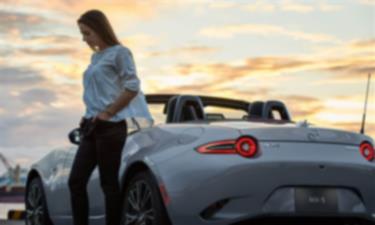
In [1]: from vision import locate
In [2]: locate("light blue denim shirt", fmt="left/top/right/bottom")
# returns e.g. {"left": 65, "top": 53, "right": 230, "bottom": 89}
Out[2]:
{"left": 83, "top": 44, "right": 153, "bottom": 127}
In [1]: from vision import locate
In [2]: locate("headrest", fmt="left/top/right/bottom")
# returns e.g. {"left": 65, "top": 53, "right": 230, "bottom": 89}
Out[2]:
{"left": 166, "top": 95, "right": 206, "bottom": 123}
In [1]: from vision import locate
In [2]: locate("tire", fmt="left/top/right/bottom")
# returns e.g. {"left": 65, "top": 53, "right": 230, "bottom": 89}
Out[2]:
{"left": 121, "top": 172, "right": 171, "bottom": 225}
{"left": 25, "top": 177, "right": 53, "bottom": 225}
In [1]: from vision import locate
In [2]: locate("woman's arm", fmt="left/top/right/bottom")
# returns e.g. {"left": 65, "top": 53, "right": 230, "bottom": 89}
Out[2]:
{"left": 95, "top": 89, "right": 138, "bottom": 121}
{"left": 95, "top": 47, "right": 140, "bottom": 121}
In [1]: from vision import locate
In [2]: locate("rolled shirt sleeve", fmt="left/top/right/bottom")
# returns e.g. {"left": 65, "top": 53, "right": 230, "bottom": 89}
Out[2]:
{"left": 115, "top": 48, "right": 140, "bottom": 92}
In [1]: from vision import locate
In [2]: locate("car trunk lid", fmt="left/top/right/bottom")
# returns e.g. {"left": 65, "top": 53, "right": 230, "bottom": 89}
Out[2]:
{"left": 209, "top": 121, "right": 364, "bottom": 145}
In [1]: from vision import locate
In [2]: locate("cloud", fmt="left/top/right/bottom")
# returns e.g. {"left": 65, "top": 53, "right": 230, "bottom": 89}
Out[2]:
{"left": 172, "top": 56, "right": 311, "bottom": 79}
{"left": 304, "top": 95, "right": 375, "bottom": 137}
{"left": 240, "top": 0, "right": 342, "bottom": 13}
{"left": 209, "top": 1, "right": 237, "bottom": 9}
{"left": 0, "top": 1, "right": 171, "bottom": 62}
{"left": 0, "top": 67, "right": 46, "bottom": 85}
{"left": 0, "top": 10, "right": 47, "bottom": 33}
{"left": 0, "top": 84, "right": 84, "bottom": 149}
{"left": 324, "top": 58, "right": 375, "bottom": 75}
{"left": 281, "top": 95, "right": 324, "bottom": 118}
{"left": 147, "top": 45, "right": 218, "bottom": 57}
{"left": 143, "top": 38, "right": 373, "bottom": 100}
{"left": 24, "top": 34, "right": 80, "bottom": 45}
{"left": 245, "top": 1, "right": 276, "bottom": 12}
{"left": 2, "top": 1, "right": 153, "bottom": 17}
{"left": 350, "top": 39, "right": 375, "bottom": 49}
{"left": 173, "top": 38, "right": 374, "bottom": 82}
{"left": 313, "top": 39, "right": 374, "bottom": 76}
{"left": 278, "top": 94, "right": 375, "bottom": 138}
{"left": 199, "top": 23, "right": 339, "bottom": 43}
{"left": 121, "top": 34, "right": 162, "bottom": 60}
{"left": 16, "top": 47, "right": 78, "bottom": 56}
{"left": 122, "top": 34, "right": 160, "bottom": 49}
{"left": 207, "top": 1, "right": 342, "bottom": 13}
{"left": 357, "top": 0, "right": 375, "bottom": 5}
{"left": 143, "top": 56, "right": 310, "bottom": 97}
{"left": 0, "top": 109, "right": 80, "bottom": 147}
{"left": 0, "top": 146, "right": 59, "bottom": 170}
{"left": 318, "top": 3, "right": 342, "bottom": 12}
{"left": 0, "top": 8, "right": 82, "bottom": 62}
{"left": 281, "top": 0, "right": 314, "bottom": 13}
{"left": 0, "top": 30, "right": 81, "bottom": 56}
{"left": 208, "top": 1, "right": 250, "bottom": 10}
{"left": 307, "top": 39, "right": 375, "bottom": 80}
{"left": 19, "top": 88, "right": 57, "bottom": 105}
{"left": 3, "top": 0, "right": 187, "bottom": 21}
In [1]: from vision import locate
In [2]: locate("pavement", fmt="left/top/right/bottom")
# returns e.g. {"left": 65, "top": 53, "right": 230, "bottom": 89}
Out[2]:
{"left": 0, "top": 221, "right": 24, "bottom": 225}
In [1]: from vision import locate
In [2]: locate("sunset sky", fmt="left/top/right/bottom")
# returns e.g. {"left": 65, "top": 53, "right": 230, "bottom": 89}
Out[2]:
{"left": 0, "top": 0, "right": 374, "bottom": 171}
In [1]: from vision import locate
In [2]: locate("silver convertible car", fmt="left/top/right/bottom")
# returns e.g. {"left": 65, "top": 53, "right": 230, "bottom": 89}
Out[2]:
{"left": 25, "top": 94, "right": 375, "bottom": 225}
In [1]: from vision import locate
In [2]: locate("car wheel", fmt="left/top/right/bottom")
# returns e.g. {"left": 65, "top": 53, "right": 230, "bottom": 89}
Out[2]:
{"left": 25, "top": 177, "right": 52, "bottom": 225}
{"left": 121, "top": 172, "right": 171, "bottom": 225}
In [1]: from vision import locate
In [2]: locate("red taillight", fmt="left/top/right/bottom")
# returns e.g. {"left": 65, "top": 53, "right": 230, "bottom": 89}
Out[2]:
{"left": 196, "top": 136, "right": 259, "bottom": 158}
{"left": 196, "top": 140, "right": 236, "bottom": 154}
{"left": 360, "top": 142, "right": 375, "bottom": 162}
{"left": 235, "top": 137, "right": 258, "bottom": 158}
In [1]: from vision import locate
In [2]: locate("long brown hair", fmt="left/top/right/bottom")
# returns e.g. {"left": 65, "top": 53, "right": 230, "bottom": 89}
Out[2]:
{"left": 78, "top": 9, "right": 121, "bottom": 46}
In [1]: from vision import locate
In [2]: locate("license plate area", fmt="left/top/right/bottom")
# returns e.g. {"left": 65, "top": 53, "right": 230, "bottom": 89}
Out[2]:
{"left": 295, "top": 187, "right": 338, "bottom": 213}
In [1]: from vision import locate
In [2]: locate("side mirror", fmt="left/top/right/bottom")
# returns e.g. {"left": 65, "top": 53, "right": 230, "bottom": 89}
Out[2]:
{"left": 68, "top": 128, "right": 81, "bottom": 145}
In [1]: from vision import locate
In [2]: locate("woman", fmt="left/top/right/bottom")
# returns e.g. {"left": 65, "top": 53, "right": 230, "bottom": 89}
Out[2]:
{"left": 68, "top": 9, "right": 152, "bottom": 225}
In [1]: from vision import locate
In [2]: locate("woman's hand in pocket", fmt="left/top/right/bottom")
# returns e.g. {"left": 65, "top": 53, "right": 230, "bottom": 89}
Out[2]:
{"left": 93, "top": 111, "right": 112, "bottom": 122}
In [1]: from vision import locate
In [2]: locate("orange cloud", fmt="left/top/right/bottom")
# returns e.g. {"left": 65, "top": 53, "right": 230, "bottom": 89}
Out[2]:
{"left": 172, "top": 56, "right": 311, "bottom": 81}
{"left": 303, "top": 95, "right": 375, "bottom": 137}
{"left": 281, "top": 1, "right": 314, "bottom": 13}
{"left": 318, "top": 3, "right": 342, "bottom": 12}
{"left": 358, "top": 0, "right": 375, "bottom": 5}
{"left": 5, "top": 0, "right": 160, "bottom": 17}
{"left": 280, "top": 95, "right": 324, "bottom": 118}
{"left": 163, "top": 39, "right": 374, "bottom": 86}
{"left": 17, "top": 47, "right": 78, "bottom": 56}
{"left": 245, "top": 1, "right": 276, "bottom": 12}
{"left": 271, "top": 94, "right": 375, "bottom": 138}
{"left": 122, "top": 34, "right": 160, "bottom": 50}
{"left": 0, "top": 9, "right": 47, "bottom": 33}
{"left": 350, "top": 39, "right": 375, "bottom": 50}
{"left": 25, "top": 34, "right": 80, "bottom": 45}
{"left": 323, "top": 58, "right": 375, "bottom": 76}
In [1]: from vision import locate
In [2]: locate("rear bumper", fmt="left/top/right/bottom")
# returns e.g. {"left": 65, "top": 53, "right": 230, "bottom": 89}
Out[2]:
{"left": 231, "top": 216, "right": 375, "bottom": 225}
{"left": 162, "top": 161, "right": 375, "bottom": 225}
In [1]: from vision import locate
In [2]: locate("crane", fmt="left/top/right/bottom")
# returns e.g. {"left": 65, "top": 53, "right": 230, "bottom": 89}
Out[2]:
{"left": 0, "top": 153, "right": 13, "bottom": 171}
{"left": 0, "top": 153, "right": 21, "bottom": 186}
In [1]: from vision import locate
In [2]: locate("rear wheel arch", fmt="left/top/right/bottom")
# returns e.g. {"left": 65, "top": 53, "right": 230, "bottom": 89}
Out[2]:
{"left": 121, "top": 162, "right": 151, "bottom": 190}
{"left": 26, "top": 169, "right": 41, "bottom": 188}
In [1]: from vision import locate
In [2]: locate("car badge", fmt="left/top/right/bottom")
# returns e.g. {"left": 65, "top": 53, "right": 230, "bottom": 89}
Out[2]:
{"left": 307, "top": 130, "right": 320, "bottom": 141}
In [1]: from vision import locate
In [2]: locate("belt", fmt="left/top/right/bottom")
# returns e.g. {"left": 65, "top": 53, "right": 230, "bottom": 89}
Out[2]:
{"left": 83, "top": 117, "right": 126, "bottom": 125}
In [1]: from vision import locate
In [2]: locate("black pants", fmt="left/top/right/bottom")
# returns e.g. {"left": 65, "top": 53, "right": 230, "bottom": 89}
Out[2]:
{"left": 68, "top": 118, "right": 127, "bottom": 225}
